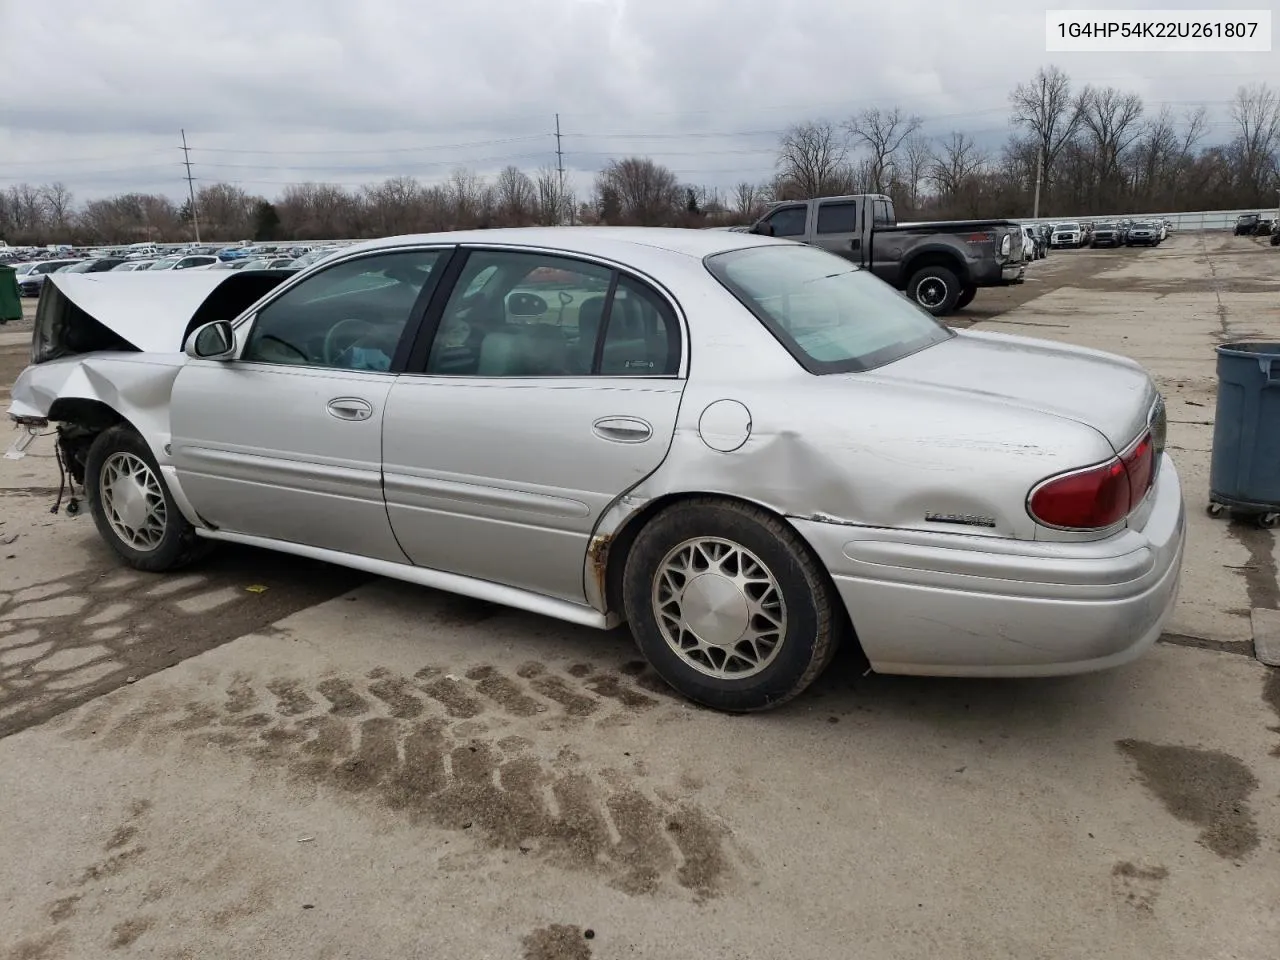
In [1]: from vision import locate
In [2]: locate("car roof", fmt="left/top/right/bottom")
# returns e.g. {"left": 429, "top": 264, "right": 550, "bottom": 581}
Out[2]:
{"left": 340, "top": 226, "right": 786, "bottom": 263}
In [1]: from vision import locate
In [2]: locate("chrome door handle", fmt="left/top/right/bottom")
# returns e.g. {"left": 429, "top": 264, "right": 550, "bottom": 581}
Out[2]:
{"left": 327, "top": 397, "right": 374, "bottom": 421}
{"left": 592, "top": 416, "right": 652, "bottom": 443}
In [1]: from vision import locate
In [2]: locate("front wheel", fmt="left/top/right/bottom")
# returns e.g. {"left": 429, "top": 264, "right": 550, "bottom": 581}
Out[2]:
{"left": 85, "top": 424, "right": 213, "bottom": 572}
{"left": 622, "top": 499, "right": 844, "bottom": 713}
{"left": 907, "top": 266, "right": 961, "bottom": 316}
{"left": 955, "top": 285, "right": 977, "bottom": 309}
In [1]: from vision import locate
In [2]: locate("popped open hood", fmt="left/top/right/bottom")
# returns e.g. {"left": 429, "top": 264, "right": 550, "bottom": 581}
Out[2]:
{"left": 32, "top": 269, "right": 294, "bottom": 363}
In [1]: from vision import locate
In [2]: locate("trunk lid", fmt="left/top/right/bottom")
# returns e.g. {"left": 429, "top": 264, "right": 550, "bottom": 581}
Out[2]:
{"left": 864, "top": 328, "right": 1156, "bottom": 451}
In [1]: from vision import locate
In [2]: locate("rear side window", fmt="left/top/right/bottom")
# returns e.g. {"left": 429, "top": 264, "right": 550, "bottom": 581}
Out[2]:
{"left": 705, "top": 244, "right": 953, "bottom": 374}
{"left": 816, "top": 201, "right": 856, "bottom": 234}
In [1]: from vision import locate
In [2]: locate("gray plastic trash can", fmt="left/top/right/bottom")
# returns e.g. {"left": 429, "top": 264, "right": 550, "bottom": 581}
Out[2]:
{"left": 1208, "top": 342, "right": 1280, "bottom": 527}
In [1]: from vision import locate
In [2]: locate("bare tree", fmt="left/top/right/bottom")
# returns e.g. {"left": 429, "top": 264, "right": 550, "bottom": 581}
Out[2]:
{"left": 594, "top": 157, "right": 681, "bottom": 225}
{"left": 1231, "top": 82, "right": 1280, "bottom": 198}
{"left": 928, "top": 132, "right": 987, "bottom": 197}
{"left": 362, "top": 176, "right": 425, "bottom": 236}
{"left": 494, "top": 165, "right": 536, "bottom": 226}
{"left": 533, "top": 165, "right": 573, "bottom": 226}
{"left": 1009, "top": 65, "right": 1084, "bottom": 208}
{"left": 1077, "top": 85, "right": 1145, "bottom": 209}
{"left": 901, "top": 134, "right": 934, "bottom": 213}
{"left": 776, "top": 121, "right": 849, "bottom": 198}
{"left": 40, "top": 182, "right": 74, "bottom": 233}
{"left": 732, "top": 181, "right": 763, "bottom": 220}
{"left": 845, "top": 107, "right": 922, "bottom": 193}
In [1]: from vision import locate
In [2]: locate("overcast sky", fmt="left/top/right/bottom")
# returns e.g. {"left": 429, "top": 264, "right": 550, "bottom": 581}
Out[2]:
{"left": 0, "top": 0, "right": 1275, "bottom": 202}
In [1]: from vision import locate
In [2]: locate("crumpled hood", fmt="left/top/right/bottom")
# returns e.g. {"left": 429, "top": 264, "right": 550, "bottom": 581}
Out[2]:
{"left": 864, "top": 329, "right": 1156, "bottom": 450}
{"left": 31, "top": 269, "right": 293, "bottom": 363}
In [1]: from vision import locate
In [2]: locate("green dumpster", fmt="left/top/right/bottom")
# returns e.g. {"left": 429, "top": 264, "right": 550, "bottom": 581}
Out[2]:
{"left": 0, "top": 264, "right": 21, "bottom": 324}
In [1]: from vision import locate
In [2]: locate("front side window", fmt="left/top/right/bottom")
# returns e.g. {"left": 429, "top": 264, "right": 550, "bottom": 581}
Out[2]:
{"left": 705, "top": 244, "right": 953, "bottom": 374}
{"left": 765, "top": 205, "right": 807, "bottom": 237}
{"left": 242, "top": 249, "right": 442, "bottom": 371}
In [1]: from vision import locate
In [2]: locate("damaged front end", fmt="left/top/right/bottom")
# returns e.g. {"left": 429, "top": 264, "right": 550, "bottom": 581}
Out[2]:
{"left": 7, "top": 269, "right": 296, "bottom": 510}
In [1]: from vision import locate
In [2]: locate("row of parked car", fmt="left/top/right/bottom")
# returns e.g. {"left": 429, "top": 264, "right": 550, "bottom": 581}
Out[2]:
{"left": 1043, "top": 218, "right": 1172, "bottom": 250}
{"left": 1234, "top": 213, "right": 1279, "bottom": 242}
{"left": 7, "top": 243, "right": 349, "bottom": 297}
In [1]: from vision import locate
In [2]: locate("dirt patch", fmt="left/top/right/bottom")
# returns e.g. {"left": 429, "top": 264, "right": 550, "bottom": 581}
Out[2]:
{"left": 1110, "top": 861, "right": 1169, "bottom": 911}
{"left": 521, "top": 924, "right": 593, "bottom": 960}
{"left": 0, "top": 547, "right": 364, "bottom": 740}
{"left": 1117, "top": 739, "right": 1260, "bottom": 859}
{"left": 108, "top": 916, "right": 154, "bottom": 949}
{"left": 1224, "top": 520, "right": 1280, "bottom": 611}
{"left": 61, "top": 660, "right": 733, "bottom": 901}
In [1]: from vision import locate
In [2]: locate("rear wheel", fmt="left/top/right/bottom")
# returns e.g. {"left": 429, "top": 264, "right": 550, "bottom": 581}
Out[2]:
{"left": 622, "top": 499, "right": 843, "bottom": 713}
{"left": 907, "top": 266, "right": 961, "bottom": 316}
{"left": 85, "top": 424, "right": 213, "bottom": 572}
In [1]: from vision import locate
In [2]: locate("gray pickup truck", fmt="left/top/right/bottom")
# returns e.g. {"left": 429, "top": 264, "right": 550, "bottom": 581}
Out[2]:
{"left": 746, "top": 194, "right": 1026, "bottom": 316}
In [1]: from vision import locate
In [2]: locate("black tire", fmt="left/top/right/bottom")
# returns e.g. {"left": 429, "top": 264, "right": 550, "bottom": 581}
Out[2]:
{"left": 906, "top": 265, "right": 961, "bottom": 316}
{"left": 85, "top": 424, "right": 213, "bottom": 572}
{"left": 622, "top": 498, "right": 844, "bottom": 713}
{"left": 955, "top": 285, "right": 977, "bottom": 310}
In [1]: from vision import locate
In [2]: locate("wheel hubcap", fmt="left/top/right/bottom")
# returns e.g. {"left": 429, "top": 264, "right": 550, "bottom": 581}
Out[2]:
{"left": 652, "top": 537, "right": 787, "bottom": 679}
{"left": 100, "top": 452, "right": 167, "bottom": 551}
{"left": 918, "top": 278, "right": 947, "bottom": 308}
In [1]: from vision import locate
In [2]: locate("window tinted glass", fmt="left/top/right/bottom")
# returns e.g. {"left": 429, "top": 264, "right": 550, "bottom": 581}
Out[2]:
{"left": 705, "top": 244, "right": 953, "bottom": 374}
{"left": 766, "top": 206, "right": 807, "bottom": 237}
{"left": 598, "top": 276, "right": 680, "bottom": 376}
{"left": 427, "top": 251, "right": 612, "bottom": 376}
{"left": 243, "top": 250, "right": 441, "bottom": 371}
{"left": 816, "top": 202, "right": 856, "bottom": 234}
{"left": 873, "top": 199, "right": 893, "bottom": 225}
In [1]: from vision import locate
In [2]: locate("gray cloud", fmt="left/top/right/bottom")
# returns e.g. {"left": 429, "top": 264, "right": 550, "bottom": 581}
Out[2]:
{"left": 1, "top": 0, "right": 1272, "bottom": 199}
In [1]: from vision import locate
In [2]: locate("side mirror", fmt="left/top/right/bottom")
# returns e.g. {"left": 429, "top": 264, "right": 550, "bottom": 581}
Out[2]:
{"left": 186, "top": 320, "right": 237, "bottom": 360}
{"left": 749, "top": 221, "right": 775, "bottom": 236}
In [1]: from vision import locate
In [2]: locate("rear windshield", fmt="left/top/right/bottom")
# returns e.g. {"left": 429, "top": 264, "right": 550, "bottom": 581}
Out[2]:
{"left": 704, "top": 244, "right": 953, "bottom": 374}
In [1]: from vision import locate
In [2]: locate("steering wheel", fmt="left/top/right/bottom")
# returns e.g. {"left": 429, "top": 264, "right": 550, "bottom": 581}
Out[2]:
{"left": 324, "top": 317, "right": 376, "bottom": 366}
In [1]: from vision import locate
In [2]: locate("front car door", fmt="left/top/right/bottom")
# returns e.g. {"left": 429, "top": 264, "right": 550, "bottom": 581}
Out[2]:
{"left": 169, "top": 247, "right": 448, "bottom": 561}
{"left": 381, "top": 247, "right": 687, "bottom": 603}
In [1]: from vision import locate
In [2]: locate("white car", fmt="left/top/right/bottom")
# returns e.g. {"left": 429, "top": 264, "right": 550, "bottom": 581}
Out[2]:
{"left": 1050, "top": 222, "right": 1083, "bottom": 248}
{"left": 7, "top": 228, "right": 1185, "bottom": 713}
{"left": 1019, "top": 225, "right": 1037, "bottom": 261}
{"left": 147, "top": 255, "right": 220, "bottom": 272}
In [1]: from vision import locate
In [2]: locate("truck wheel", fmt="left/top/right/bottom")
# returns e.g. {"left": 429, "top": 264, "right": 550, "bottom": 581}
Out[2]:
{"left": 907, "top": 266, "right": 961, "bottom": 316}
{"left": 622, "top": 498, "right": 843, "bottom": 713}
{"left": 955, "top": 286, "right": 976, "bottom": 309}
{"left": 85, "top": 424, "right": 213, "bottom": 572}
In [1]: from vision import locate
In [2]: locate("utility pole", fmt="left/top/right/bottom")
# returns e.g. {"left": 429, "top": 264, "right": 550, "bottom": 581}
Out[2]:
{"left": 555, "top": 113, "right": 572, "bottom": 225}
{"left": 181, "top": 129, "right": 201, "bottom": 243}
{"left": 1032, "top": 147, "right": 1043, "bottom": 220}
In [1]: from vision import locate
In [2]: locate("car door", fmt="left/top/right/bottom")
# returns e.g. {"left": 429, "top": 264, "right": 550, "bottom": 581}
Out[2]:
{"left": 381, "top": 247, "right": 687, "bottom": 603}
{"left": 809, "top": 198, "right": 862, "bottom": 262}
{"left": 169, "top": 246, "right": 448, "bottom": 561}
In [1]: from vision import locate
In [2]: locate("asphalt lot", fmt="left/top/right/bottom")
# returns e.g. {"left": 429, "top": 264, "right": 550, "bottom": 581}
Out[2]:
{"left": 1, "top": 234, "right": 1278, "bottom": 960}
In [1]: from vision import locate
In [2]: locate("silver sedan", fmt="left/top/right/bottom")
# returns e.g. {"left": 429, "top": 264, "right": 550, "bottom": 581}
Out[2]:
{"left": 6, "top": 228, "right": 1186, "bottom": 712}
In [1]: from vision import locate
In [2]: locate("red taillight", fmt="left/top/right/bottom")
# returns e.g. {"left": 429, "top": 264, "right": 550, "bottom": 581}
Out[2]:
{"left": 1028, "top": 432, "right": 1156, "bottom": 530}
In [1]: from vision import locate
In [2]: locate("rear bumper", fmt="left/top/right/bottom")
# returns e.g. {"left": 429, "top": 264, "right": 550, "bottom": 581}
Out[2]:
{"left": 792, "top": 455, "right": 1186, "bottom": 677}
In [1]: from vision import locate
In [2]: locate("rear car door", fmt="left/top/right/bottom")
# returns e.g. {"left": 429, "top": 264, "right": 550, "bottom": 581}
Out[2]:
{"left": 381, "top": 247, "right": 687, "bottom": 603}
{"left": 810, "top": 198, "right": 862, "bottom": 262}
{"left": 169, "top": 247, "right": 448, "bottom": 561}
